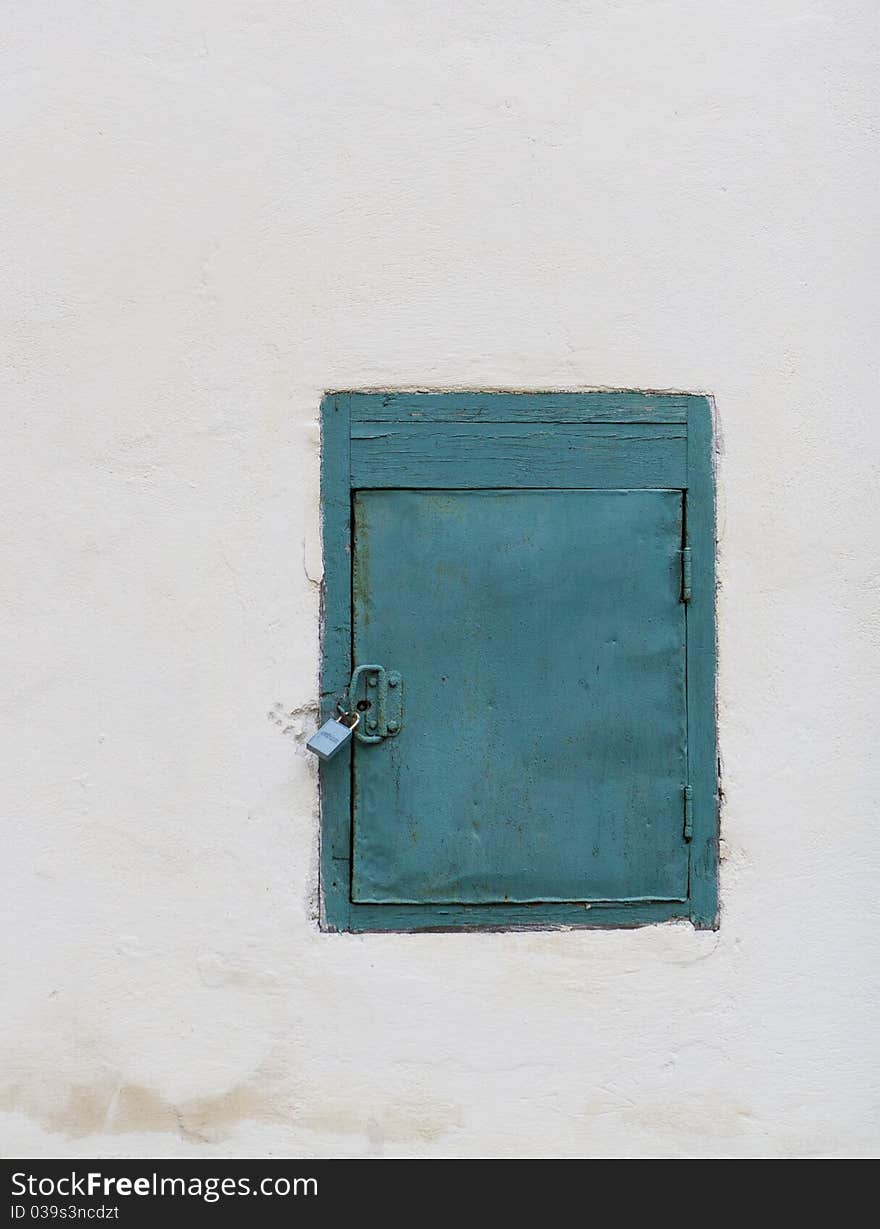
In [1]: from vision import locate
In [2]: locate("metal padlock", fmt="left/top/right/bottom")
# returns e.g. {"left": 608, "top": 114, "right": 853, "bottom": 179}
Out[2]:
{"left": 306, "top": 710, "right": 359, "bottom": 762}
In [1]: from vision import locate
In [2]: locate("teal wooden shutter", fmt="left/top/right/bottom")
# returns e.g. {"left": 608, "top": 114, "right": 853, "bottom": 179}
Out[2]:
{"left": 319, "top": 393, "right": 717, "bottom": 931}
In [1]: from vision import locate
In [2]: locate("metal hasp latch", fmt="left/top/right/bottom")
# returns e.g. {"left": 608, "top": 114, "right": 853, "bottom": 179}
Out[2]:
{"left": 349, "top": 663, "right": 404, "bottom": 744}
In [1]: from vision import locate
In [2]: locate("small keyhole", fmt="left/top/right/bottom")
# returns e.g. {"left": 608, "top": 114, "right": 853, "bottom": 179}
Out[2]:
{"left": 356, "top": 699, "right": 372, "bottom": 712}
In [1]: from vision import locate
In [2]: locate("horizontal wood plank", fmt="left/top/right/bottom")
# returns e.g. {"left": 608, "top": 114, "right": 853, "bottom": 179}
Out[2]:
{"left": 351, "top": 422, "right": 687, "bottom": 489}
{"left": 347, "top": 391, "right": 692, "bottom": 423}
{"left": 342, "top": 899, "right": 690, "bottom": 932}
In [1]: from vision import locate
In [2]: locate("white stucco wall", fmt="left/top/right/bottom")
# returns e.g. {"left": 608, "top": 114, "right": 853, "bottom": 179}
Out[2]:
{"left": 2, "top": 1, "right": 878, "bottom": 1158}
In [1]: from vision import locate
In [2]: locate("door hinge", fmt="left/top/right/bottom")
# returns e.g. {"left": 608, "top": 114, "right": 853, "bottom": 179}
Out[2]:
{"left": 681, "top": 547, "right": 692, "bottom": 603}
{"left": 683, "top": 785, "right": 694, "bottom": 841}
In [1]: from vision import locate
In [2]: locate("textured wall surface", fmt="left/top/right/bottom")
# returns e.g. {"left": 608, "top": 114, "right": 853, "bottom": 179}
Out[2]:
{"left": 2, "top": 2, "right": 878, "bottom": 1157}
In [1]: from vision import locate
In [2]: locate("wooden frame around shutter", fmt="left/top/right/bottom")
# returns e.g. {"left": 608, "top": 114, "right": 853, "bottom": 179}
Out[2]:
{"left": 318, "top": 391, "right": 718, "bottom": 932}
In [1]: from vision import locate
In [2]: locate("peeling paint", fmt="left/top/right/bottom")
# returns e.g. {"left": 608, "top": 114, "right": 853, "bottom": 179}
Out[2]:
{"left": 268, "top": 701, "right": 320, "bottom": 752}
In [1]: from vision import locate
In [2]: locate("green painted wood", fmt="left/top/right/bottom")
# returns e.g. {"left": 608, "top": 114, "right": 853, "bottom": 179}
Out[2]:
{"left": 684, "top": 397, "right": 719, "bottom": 928}
{"left": 351, "top": 422, "right": 686, "bottom": 489}
{"left": 351, "top": 489, "right": 688, "bottom": 905}
{"left": 345, "top": 899, "right": 690, "bottom": 932}
{"left": 317, "top": 395, "right": 353, "bottom": 932}
{"left": 317, "top": 390, "right": 718, "bottom": 932}
{"left": 347, "top": 390, "right": 692, "bottom": 423}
